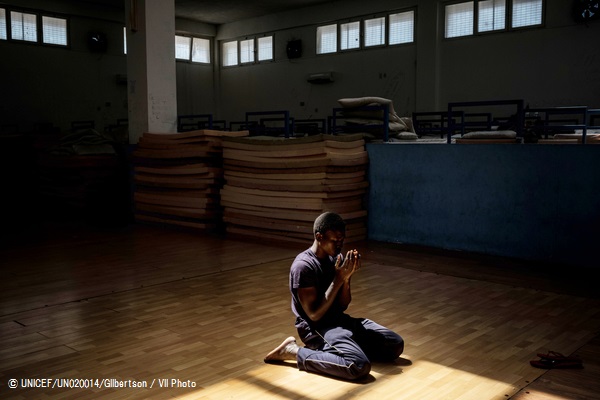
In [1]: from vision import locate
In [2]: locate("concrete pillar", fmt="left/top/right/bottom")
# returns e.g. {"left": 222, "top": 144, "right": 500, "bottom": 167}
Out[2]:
{"left": 125, "top": 0, "right": 177, "bottom": 144}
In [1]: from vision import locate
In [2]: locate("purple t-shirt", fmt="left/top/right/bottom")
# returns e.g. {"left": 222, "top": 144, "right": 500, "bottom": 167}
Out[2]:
{"left": 290, "top": 248, "right": 345, "bottom": 345}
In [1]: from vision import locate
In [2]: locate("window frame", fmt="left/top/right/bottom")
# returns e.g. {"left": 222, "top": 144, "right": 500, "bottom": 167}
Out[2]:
{"left": 444, "top": 0, "right": 544, "bottom": 39}
{"left": 175, "top": 34, "right": 192, "bottom": 60}
{"left": 239, "top": 38, "right": 255, "bottom": 64}
{"left": 364, "top": 16, "right": 386, "bottom": 48}
{"left": 1, "top": 7, "right": 69, "bottom": 47}
{"left": 511, "top": 0, "right": 544, "bottom": 29}
{"left": 191, "top": 37, "right": 211, "bottom": 64}
{"left": 316, "top": 8, "right": 415, "bottom": 55}
{"left": 477, "top": 0, "right": 507, "bottom": 33}
{"left": 10, "top": 10, "right": 38, "bottom": 43}
{"left": 1, "top": 8, "right": 8, "bottom": 40}
{"left": 316, "top": 23, "right": 338, "bottom": 54}
{"left": 222, "top": 40, "right": 238, "bottom": 67}
{"left": 41, "top": 15, "right": 68, "bottom": 46}
{"left": 220, "top": 35, "right": 273, "bottom": 68}
{"left": 257, "top": 35, "right": 273, "bottom": 62}
{"left": 388, "top": 10, "right": 415, "bottom": 46}
{"left": 340, "top": 20, "right": 360, "bottom": 51}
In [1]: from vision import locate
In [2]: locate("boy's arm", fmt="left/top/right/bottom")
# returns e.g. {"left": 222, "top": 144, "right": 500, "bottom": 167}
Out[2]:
{"left": 297, "top": 250, "right": 361, "bottom": 322}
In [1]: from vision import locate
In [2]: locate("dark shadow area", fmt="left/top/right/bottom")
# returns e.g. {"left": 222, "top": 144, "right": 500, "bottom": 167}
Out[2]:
{"left": 362, "top": 241, "right": 599, "bottom": 299}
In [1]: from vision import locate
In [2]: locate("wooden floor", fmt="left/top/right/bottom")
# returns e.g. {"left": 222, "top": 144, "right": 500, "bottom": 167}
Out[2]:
{"left": 1, "top": 221, "right": 599, "bottom": 399}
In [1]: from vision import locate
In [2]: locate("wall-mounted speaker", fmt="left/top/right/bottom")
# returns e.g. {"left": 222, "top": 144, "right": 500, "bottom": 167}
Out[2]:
{"left": 286, "top": 39, "right": 302, "bottom": 59}
{"left": 88, "top": 32, "right": 108, "bottom": 53}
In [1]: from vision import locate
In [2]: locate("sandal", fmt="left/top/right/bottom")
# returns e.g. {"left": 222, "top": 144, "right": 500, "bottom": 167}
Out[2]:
{"left": 530, "top": 358, "right": 583, "bottom": 369}
{"left": 530, "top": 351, "right": 583, "bottom": 369}
{"left": 536, "top": 351, "right": 581, "bottom": 363}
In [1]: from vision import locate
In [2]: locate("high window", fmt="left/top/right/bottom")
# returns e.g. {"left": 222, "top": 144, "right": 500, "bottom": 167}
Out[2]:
{"left": 42, "top": 16, "right": 67, "bottom": 45}
{"left": 191, "top": 37, "right": 210, "bottom": 63}
{"left": 478, "top": 0, "right": 506, "bottom": 32}
{"left": 364, "top": 17, "right": 385, "bottom": 47}
{"left": 389, "top": 11, "right": 414, "bottom": 44}
{"left": 175, "top": 35, "right": 192, "bottom": 60}
{"left": 1, "top": 8, "right": 68, "bottom": 46}
{"left": 11, "top": 11, "right": 38, "bottom": 42}
{"left": 446, "top": 2, "right": 474, "bottom": 38}
{"left": 175, "top": 35, "right": 211, "bottom": 63}
{"left": 0, "top": 9, "right": 6, "bottom": 40}
{"left": 221, "top": 35, "right": 272, "bottom": 67}
{"left": 512, "top": 0, "right": 543, "bottom": 27}
{"left": 316, "top": 9, "right": 415, "bottom": 55}
{"left": 222, "top": 41, "right": 238, "bottom": 66}
{"left": 257, "top": 36, "right": 273, "bottom": 61}
{"left": 240, "top": 38, "right": 254, "bottom": 63}
{"left": 316, "top": 24, "right": 337, "bottom": 54}
{"left": 340, "top": 21, "right": 360, "bottom": 50}
{"left": 445, "top": 0, "right": 543, "bottom": 38}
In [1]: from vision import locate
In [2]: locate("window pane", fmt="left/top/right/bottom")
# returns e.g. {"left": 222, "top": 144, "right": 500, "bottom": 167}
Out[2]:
{"left": 317, "top": 24, "right": 337, "bottom": 54}
{"left": 11, "top": 11, "right": 37, "bottom": 42}
{"left": 478, "top": 0, "right": 506, "bottom": 32}
{"left": 512, "top": 0, "right": 542, "bottom": 28}
{"left": 192, "top": 37, "right": 210, "bottom": 63}
{"left": 365, "top": 17, "right": 385, "bottom": 47}
{"left": 222, "top": 41, "right": 238, "bottom": 66}
{"left": 240, "top": 38, "right": 254, "bottom": 63}
{"left": 0, "top": 9, "right": 7, "bottom": 40}
{"left": 258, "top": 36, "right": 273, "bottom": 61}
{"left": 175, "top": 35, "right": 191, "bottom": 60}
{"left": 445, "top": 2, "right": 474, "bottom": 38}
{"left": 389, "top": 11, "right": 414, "bottom": 44}
{"left": 340, "top": 21, "right": 360, "bottom": 50}
{"left": 42, "top": 16, "right": 67, "bottom": 45}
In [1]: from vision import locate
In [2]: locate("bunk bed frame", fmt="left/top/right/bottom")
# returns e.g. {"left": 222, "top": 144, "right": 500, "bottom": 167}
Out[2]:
{"left": 526, "top": 106, "right": 589, "bottom": 144}
{"left": 330, "top": 104, "right": 390, "bottom": 141}
{"left": 245, "top": 110, "right": 292, "bottom": 138}
{"left": 177, "top": 114, "right": 214, "bottom": 132}
{"left": 447, "top": 99, "right": 525, "bottom": 143}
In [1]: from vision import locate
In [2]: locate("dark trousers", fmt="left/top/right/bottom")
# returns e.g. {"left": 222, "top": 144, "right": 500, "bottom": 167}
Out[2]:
{"left": 296, "top": 316, "right": 404, "bottom": 380}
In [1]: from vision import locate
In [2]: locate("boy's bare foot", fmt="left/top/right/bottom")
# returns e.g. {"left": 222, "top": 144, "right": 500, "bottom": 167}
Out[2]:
{"left": 264, "top": 336, "right": 299, "bottom": 363}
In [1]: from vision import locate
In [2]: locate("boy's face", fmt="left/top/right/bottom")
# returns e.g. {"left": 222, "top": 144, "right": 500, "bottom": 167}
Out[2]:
{"left": 318, "top": 229, "right": 345, "bottom": 258}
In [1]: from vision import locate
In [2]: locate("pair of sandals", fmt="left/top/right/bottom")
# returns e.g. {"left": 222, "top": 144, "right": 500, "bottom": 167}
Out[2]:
{"left": 530, "top": 351, "right": 583, "bottom": 369}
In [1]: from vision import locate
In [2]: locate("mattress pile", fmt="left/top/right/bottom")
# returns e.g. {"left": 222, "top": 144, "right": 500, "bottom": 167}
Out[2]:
{"left": 132, "top": 129, "right": 248, "bottom": 230}
{"left": 220, "top": 134, "right": 369, "bottom": 243}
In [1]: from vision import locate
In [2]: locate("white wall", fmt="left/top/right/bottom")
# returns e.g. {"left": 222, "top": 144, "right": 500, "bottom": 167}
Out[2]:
{"left": 439, "top": 1, "right": 600, "bottom": 109}
{"left": 0, "top": 0, "right": 128, "bottom": 133}
{"left": 1, "top": 0, "right": 598, "bottom": 133}
{"left": 214, "top": 0, "right": 600, "bottom": 124}
{"left": 0, "top": 0, "right": 215, "bottom": 133}
{"left": 214, "top": 0, "right": 419, "bottom": 123}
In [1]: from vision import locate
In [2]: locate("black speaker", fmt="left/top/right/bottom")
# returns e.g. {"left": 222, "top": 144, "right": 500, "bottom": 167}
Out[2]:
{"left": 286, "top": 39, "right": 302, "bottom": 59}
{"left": 88, "top": 32, "right": 108, "bottom": 53}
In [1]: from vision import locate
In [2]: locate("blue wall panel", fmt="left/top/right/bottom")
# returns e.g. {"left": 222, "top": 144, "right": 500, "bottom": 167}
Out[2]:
{"left": 366, "top": 144, "right": 600, "bottom": 267}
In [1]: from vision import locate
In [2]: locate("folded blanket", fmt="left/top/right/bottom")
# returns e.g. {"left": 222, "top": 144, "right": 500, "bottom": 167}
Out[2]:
{"left": 338, "top": 97, "right": 402, "bottom": 123}
{"left": 49, "top": 128, "right": 116, "bottom": 156}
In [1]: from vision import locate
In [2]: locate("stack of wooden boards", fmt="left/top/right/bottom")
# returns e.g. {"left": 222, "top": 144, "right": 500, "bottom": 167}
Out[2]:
{"left": 132, "top": 129, "right": 248, "bottom": 230}
{"left": 220, "top": 134, "right": 369, "bottom": 243}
